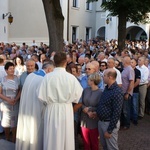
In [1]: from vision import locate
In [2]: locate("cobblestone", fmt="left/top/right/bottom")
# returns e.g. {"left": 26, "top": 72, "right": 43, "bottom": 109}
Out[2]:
{"left": 0, "top": 114, "right": 149, "bottom": 150}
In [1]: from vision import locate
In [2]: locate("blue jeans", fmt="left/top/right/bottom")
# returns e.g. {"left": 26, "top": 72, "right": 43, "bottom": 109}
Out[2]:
{"left": 131, "top": 93, "right": 139, "bottom": 121}
{"left": 121, "top": 95, "right": 132, "bottom": 128}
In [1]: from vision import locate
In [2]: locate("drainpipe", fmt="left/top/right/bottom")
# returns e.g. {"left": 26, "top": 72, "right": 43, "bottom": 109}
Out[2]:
{"left": 67, "top": 0, "right": 69, "bottom": 42}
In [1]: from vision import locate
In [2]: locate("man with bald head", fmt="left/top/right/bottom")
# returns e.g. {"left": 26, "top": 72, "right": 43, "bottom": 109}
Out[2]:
{"left": 121, "top": 56, "right": 135, "bottom": 130}
{"left": 80, "top": 62, "right": 104, "bottom": 90}
{"left": 107, "top": 58, "right": 122, "bottom": 87}
{"left": 97, "top": 52, "right": 107, "bottom": 62}
{"left": 97, "top": 69, "right": 123, "bottom": 150}
{"left": 91, "top": 60, "right": 99, "bottom": 72}
{"left": 78, "top": 56, "right": 86, "bottom": 73}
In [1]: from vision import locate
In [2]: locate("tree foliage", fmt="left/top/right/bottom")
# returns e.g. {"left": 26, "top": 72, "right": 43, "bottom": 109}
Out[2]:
{"left": 101, "top": 0, "right": 150, "bottom": 24}
{"left": 88, "top": 0, "right": 150, "bottom": 50}
{"left": 88, "top": 0, "right": 150, "bottom": 24}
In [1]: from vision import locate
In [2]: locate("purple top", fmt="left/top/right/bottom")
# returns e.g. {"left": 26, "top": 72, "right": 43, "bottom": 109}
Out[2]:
{"left": 121, "top": 66, "right": 135, "bottom": 95}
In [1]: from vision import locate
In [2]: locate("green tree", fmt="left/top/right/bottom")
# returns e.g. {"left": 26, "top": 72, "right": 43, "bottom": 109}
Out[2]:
{"left": 88, "top": 0, "right": 150, "bottom": 50}
{"left": 42, "top": 0, "right": 64, "bottom": 53}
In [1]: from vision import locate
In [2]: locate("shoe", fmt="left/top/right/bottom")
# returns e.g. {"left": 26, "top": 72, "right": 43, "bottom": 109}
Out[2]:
{"left": 120, "top": 126, "right": 129, "bottom": 130}
{"left": 0, "top": 131, "right": 4, "bottom": 135}
{"left": 138, "top": 116, "right": 143, "bottom": 120}
{"left": 132, "top": 120, "right": 138, "bottom": 126}
{"left": 123, "top": 127, "right": 129, "bottom": 130}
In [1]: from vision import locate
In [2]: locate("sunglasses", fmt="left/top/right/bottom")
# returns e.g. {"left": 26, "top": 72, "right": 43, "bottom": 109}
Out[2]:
{"left": 86, "top": 68, "right": 92, "bottom": 70}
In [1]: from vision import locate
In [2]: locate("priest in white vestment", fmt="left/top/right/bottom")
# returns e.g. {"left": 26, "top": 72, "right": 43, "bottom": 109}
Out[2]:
{"left": 38, "top": 52, "right": 83, "bottom": 150}
{"left": 15, "top": 62, "right": 54, "bottom": 150}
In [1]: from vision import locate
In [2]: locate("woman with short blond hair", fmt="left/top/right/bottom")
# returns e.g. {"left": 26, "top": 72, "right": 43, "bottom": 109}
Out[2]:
{"left": 81, "top": 73, "right": 102, "bottom": 150}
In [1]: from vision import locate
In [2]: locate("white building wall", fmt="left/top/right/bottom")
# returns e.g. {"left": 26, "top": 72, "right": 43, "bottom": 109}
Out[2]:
{"left": 95, "top": 0, "right": 149, "bottom": 42}
{"left": 9, "top": 0, "right": 49, "bottom": 45}
{"left": 0, "top": 0, "right": 149, "bottom": 45}
{"left": 0, "top": 0, "right": 9, "bottom": 43}
{"left": 69, "top": 0, "right": 96, "bottom": 42}
{"left": 0, "top": 0, "right": 68, "bottom": 46}
{"left": 95, "top": 0, "right": 105, "bottom": 36}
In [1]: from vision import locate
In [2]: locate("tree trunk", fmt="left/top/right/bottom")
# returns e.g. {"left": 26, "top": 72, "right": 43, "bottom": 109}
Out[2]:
{"left": 42, "top": 0, "right": 64, "bottom": 54}
{"left": 118, "top": 12, "right": 127, "bottom": 51}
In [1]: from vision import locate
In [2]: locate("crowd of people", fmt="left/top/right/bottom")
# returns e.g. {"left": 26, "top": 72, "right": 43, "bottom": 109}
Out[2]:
{"left": 0, "top": 38, "right": 150, "bottom": 150}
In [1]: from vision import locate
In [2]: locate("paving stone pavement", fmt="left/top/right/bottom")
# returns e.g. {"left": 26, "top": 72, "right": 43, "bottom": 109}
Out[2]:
{"left": 0, "top": 114, "right": 149, "bottom": 150}
{"left": 0, "top": 139, "right": 15, "bottom": 150}
{"left": 118, "top": 114, "right": 150, "bottom": 150}
{"left": 78, "top": 114, "right": 150, "bottom": 150}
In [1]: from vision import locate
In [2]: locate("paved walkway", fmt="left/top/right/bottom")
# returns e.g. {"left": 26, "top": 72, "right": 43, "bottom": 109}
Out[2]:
{"left": 79, "top": 114, "right": 150, "bottom": 150}
{"left": 118, "top": 114, "right": 150, "bottom": 150}
{"left": 0, "top": 114, "right": 150, "bottom": 150}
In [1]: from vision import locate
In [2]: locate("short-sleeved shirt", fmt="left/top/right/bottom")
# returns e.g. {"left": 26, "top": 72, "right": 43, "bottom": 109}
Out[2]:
{"left": 133, "top": 68, "right": 141, "bottom": 93}
{"left": 121, "top": 66, "right": 135, "bottom": 95}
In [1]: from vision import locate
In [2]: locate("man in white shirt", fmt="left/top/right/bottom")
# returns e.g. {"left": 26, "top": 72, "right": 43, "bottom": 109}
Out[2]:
{"left": 97, "top": 52, "right": 107, "bottom": 62}
{"left": 31, "top": 54, "right": 42, "bottom": 70}
{"left": 107, "top": 58, "right": 122, "bottom": 87}
{"left": 136, "top": 56, "right": 149, "bottom": 119}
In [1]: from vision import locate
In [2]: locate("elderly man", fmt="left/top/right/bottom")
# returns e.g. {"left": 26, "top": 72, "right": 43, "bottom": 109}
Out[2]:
{"left": 31, "top": 54, "right": 42, "bottom": 70}
{"left": 121, "top": 56, "right": 135, "bottom": 130}
{"left": 80, "top": 62, "right": 104, "bottom": 90}
{"left": 107, "top": 58, "right": 122, "bottom": 87}
{"left": 97, "top": 52, "right": 107, "bottom": 62}
{"left": 78, "top": 56, "right": 86, "bottom": 73}
{"left": 136, "top": 56, "right": 149, "bottom": 119}
{"left": 20, "top": 59, "right": 36, "bottom": 88}
{"left": 38, "top": 52, "right": 83, "bottom": 150}
{"left": 97, "top": 69, "right": 123, "bottom": 150}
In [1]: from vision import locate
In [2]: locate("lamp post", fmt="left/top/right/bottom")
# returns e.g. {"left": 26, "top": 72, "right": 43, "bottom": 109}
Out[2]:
{"left": 2, "top": 12, "right": 13, "bottom": 24}
{"left": 106, "top": 17, "right": 112, "bottom": 24}
{"left": 106, "top": 18, "right": 109, "bottom": 24}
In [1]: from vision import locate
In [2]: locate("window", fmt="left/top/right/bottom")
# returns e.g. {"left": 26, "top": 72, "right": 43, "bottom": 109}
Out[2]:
{"left": 86, "top": 2, "right": 92, "bottom": 10}
{"left": 86, "top": 2, "right": 90, "bottom": 10}
{"left": 73, "top": 0, "right": 78, "bottom": 7}
{"left": 72, "top": 27, "right": 77, "bottom": 43}
{"left": 86, "top": 27, "right": 91, "bottom": 41}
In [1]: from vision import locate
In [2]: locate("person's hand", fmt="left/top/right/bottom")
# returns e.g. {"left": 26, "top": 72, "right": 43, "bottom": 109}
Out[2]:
{"left": 83, "top": 107, "right": 89, "bottom": 114}
{"left": 124, "top": 93, "right": 129, "bottom": 100}
{"left": 104, "top": 131, "right": 112, "bottom": 139}
{"left": 87, "top": 111, "right": 97, "bottom": 119}
{"left": 87, "top": 111, "right": 94, "bottom": 118}
{"left": 14, "top": 98, "right": 18, "bottom": 105}
{"left": 7, "top": 98, "right": 15, "bottom": 105}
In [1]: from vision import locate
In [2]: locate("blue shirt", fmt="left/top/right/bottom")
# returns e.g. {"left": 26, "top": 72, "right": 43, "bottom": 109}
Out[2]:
{"left": 20, "top": 71, "right": 29, "bottom": 88}
{"left": 80, "top": 75, "right": 104, "bottom": 90}
{"left": 34, "top": 69, "right": 46, "bottom": 77}
{"left": 96, "top": 82, "right": 123, "bottom": 134}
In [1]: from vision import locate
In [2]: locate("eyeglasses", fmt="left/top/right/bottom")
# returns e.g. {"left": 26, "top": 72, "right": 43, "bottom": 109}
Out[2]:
{"left": 100, "top": 65, "right": 106, "bottom": 67}
{"left": 86, "top": 68, "right": 92, "bottom": 70}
